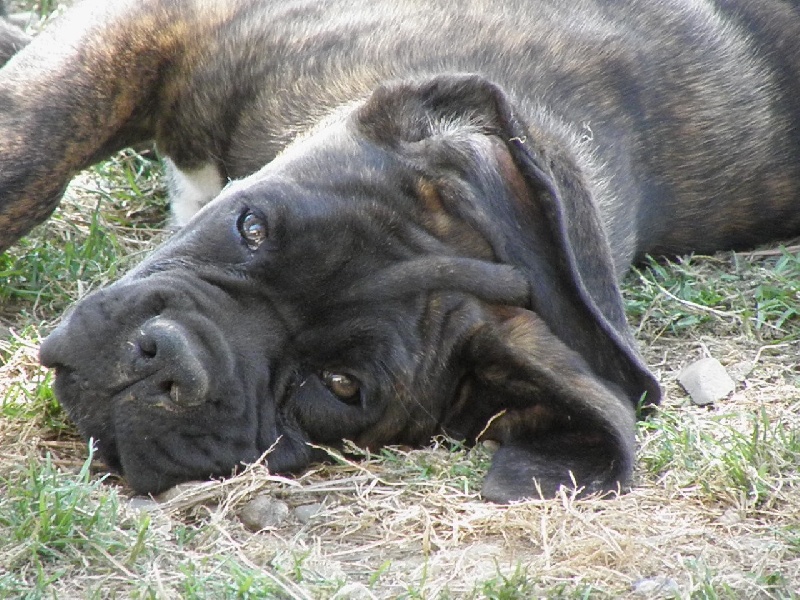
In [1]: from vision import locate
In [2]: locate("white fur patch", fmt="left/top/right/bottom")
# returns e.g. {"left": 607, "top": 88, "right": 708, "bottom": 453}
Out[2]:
{"left": 165, "top": 159, "right": 225, "bottom": 225}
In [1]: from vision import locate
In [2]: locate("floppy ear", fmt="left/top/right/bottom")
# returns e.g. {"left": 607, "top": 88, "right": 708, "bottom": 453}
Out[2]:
{"left": 356, "top": 74, "right": 661, "bottom": 500}
{"left": 462, "top": 306, "right": 637, "bottom": 501}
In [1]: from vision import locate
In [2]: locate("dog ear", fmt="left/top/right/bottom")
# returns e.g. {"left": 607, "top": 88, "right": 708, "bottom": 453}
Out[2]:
{"left": 461, "top": 306, "right": 637, "bottom": 501}
{"left": 355, "top": 74, "right": 661, "bottom": 499}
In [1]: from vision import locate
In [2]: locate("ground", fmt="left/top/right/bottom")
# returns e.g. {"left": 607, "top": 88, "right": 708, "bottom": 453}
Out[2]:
{"left": 1, "top": 3, "right": 799, "bottom": 599}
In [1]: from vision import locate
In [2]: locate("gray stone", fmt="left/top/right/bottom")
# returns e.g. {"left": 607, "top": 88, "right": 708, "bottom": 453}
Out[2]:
{"left": 239, "top": 495, "right": 289, "bottom": 532}
{"left": 678, "top": 357, "right": 735, "bottom": 406}
{"left": 155, "top": 480, "right": 209, "bottom": 503}
{"left": 294, "top": 502, "right": 324, "bottom": 524}
{"left": 727, "top": 360, "right": 755, "bottom": 382}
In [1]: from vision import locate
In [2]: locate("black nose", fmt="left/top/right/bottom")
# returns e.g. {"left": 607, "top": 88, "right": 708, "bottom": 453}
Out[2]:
{"left": 39, "top": 315, "right": 73, "bottom": 369}
{"left": 133, "top": 318, "right": 211, "bottom": 406}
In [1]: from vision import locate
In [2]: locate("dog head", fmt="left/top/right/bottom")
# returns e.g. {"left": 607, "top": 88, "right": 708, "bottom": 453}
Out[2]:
{"left": 40, "top": 74, "right": 660, "bottom": 501}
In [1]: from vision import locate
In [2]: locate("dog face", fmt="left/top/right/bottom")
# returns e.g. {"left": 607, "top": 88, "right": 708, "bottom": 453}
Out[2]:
{"left": 40, "top": 75, "right": 659, "bottom": 501}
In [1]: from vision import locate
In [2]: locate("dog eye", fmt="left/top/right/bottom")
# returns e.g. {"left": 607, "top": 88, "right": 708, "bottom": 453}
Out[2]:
{"left": 237, "top": 210, "right": 267, "bottom": 249}
{"left": 320, "top": 370, "right": 361, "bottom": 404}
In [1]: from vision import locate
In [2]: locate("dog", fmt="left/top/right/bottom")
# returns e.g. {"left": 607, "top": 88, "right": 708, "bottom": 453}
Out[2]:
{"left": 1, "top": 0, "right": 799, "bottom": 502}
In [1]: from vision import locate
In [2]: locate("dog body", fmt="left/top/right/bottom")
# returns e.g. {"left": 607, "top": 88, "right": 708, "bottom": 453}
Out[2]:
{"left": 2, "top": 0, "right": 799, "bottom": 500}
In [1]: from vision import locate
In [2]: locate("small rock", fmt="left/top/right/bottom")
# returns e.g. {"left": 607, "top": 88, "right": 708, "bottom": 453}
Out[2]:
{"left": 678, "top": 357, "right": 735, "bottom": 406}
{"left": 481, "top": 440, "right": 500, "bottom": 452}
{"left": 718, "top": 507, "right": 742, "bottom": 526}
{"left": 632, "top": 576, "right": 681, "bottom": 596}
{"left": 239, "top": 495, "right": 289, "bottom": 532}
{"left": 294, "top": 503, "right": 324, "bottom": 524}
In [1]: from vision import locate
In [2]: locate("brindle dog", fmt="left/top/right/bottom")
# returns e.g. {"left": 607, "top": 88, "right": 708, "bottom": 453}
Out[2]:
{"left": 1, "top": 0, "right": 799, "bottom": 501}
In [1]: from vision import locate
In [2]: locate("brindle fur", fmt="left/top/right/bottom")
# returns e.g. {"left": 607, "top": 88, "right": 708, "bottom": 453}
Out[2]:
{"left": 0, "top": 13, "right": 28, "bottom": 67}
{"left": 1, "top": 0, "right": 799, "bottom": 501}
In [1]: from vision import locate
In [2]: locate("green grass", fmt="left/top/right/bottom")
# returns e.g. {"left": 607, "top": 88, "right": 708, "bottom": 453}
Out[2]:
{"left": 638, "top": 405, "right": 800, "bottom": 508}
{"left": 629, "top": 250, "right": 800, "bottom": 514}
{"left": 470, "top": 565, "right": 564, "bottom": 600}
{"left": 0, "top": 449, "right": 315, "bottom": 599}
{"left": 1, "top": 360, "right": 70, "bottom": 433}
{"left": 0, "top": 447, "right": 151, "bottom": 597}
{"left": 626, "top": 250, "right": 800, "bottom": 341}
{"left": 0, "top": 214, "right": 120, "bottom": 310}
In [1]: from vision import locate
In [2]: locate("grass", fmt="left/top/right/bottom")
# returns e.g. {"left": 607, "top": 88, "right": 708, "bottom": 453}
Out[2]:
{"left": 0, "top": 146, "right": 798, "bottom": 597}
{"left": 638, "top": 404, "right": 800, "bottom": 508}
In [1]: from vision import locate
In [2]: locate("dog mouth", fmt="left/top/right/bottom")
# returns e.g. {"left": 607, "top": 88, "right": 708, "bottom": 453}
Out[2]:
{"left": 42, "top": 364, "right": 124, "bottom": 476}
{"left": 40, "top": 319, "right": 263, "bottom": 494}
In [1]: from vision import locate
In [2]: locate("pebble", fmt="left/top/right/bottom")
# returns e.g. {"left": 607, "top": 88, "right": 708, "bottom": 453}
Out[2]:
{"left": 677, "top": 357, "right": 735, "bottom": 406}
{"left": 481, "top": 440, "right": 500, "bottom": 452}
{"left": 294, "top": 502, "right": 324, "bottom": 524}
{"left": 239, "top": 495, "right": 289, "bottom": 532}
{"left": 727, "top": 360, "right": 754, "bottom": 382}
{"left": 718, "top": 507, "right": 742, "bottom": 526}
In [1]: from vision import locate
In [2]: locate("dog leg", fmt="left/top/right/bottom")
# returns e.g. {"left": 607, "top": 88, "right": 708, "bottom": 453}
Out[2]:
{"left": 0, "top": 0, "right": 236, "bottom": 252}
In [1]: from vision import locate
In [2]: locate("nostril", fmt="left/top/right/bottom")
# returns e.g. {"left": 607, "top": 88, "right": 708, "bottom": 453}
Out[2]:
{"left": 137, "top": 331, "right": 158, "bottom": 359}
{"left": 158, "top": 379, "right": 178, "bottom": 399}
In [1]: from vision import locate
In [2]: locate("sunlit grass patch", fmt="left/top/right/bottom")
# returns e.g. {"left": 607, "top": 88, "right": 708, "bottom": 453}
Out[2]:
{"left": 0, "top": 209, "right": 122, "bottom": 312}
{"left": 639, "top": 402, "right": 800, "bottom": 509}
{"left": 0, "top": 447, "right": 153, "bottom": 597}
{"left": 626, "top": 248, "right": 800, "bottom": 343}
{"left": 0, "top": 327, "right": 77, "bottom": 442}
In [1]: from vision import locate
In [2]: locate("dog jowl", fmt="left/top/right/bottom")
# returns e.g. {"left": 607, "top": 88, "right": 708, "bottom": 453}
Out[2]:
{"left": 4, "top": 0, "right": 800, "bottom": 501}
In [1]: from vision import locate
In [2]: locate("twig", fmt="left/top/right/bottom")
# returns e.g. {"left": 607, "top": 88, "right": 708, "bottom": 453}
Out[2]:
{"left": 742, "top": 244, "right": 800, "bottom": 258}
